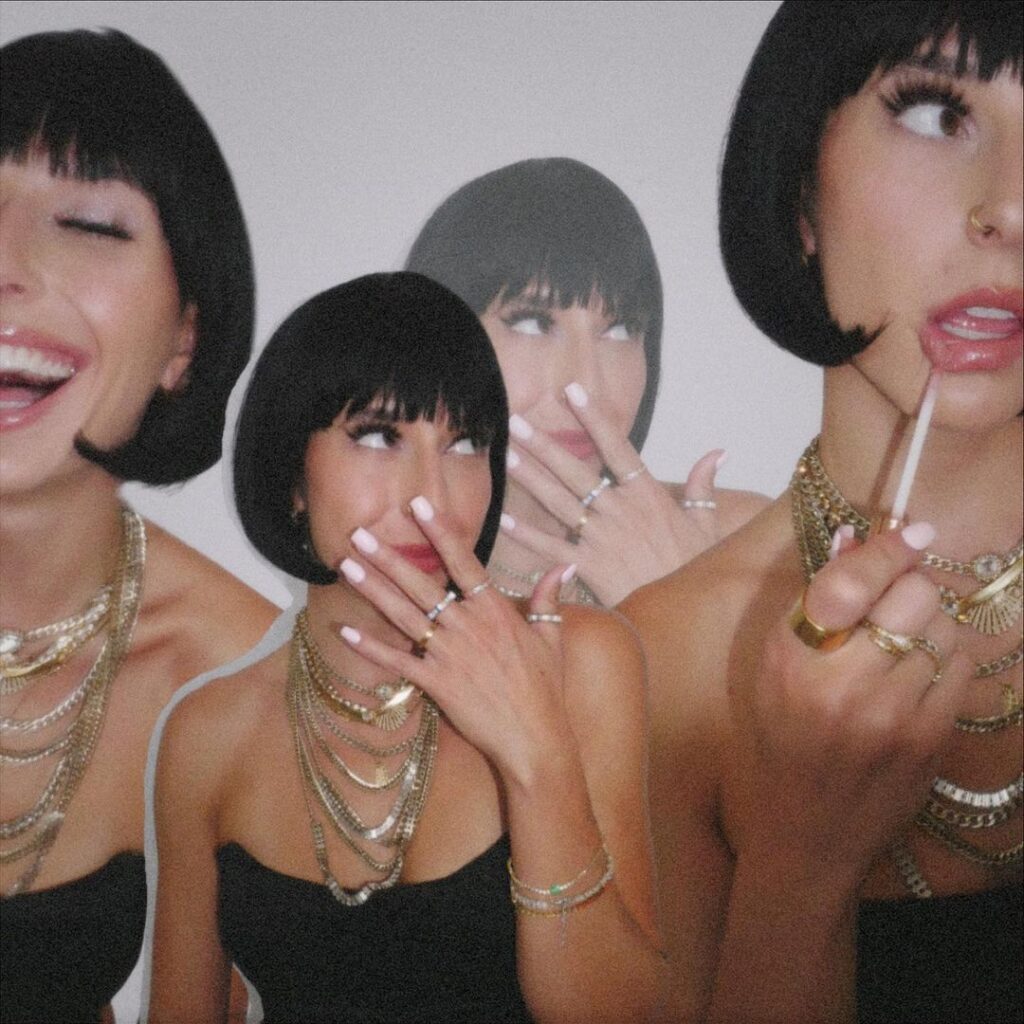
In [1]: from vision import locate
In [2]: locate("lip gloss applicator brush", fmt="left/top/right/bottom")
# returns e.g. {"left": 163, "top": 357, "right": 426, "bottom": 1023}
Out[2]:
{"left": 886, "top": 370, "right": 942, "bottom": 529}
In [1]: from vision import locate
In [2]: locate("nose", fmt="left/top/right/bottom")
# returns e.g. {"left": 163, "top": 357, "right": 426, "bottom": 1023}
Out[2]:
{"left": 967, "top": 130, "right": 1024, "bottom": 252}
{"left": 0, "top": 199, "right": 42, "bottom": 302}
{"left": 402, "top": 447, "right": 451, "bottom": 522}
{"left": 561, "top": 321, "right": 607, "bottom": 396}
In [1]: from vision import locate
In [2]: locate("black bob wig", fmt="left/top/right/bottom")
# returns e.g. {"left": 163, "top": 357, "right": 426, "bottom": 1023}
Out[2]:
{"left": 1, "top": 29, "right": 254, "bottom": 484}
{"left": 406, "top": 157, "right": 662, "bottom": 450}
{"left": 234, "top": 272, "right": 509, "bottom": 586}
{"left": 720, "top": 0, "right": 1022, "bottom": 367}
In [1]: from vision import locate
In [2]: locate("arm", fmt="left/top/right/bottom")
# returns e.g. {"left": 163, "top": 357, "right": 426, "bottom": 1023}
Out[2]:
{"left": 147, "top": 692, "right": 232, "bottom": 1024}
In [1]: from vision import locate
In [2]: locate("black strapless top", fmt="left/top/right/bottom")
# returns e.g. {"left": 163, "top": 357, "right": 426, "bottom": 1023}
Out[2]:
{"left": 0, "top": 851, "right": 146, "bottom": 1024}
{"left": 857, "top": 882, "right": 1023, "bottom": 1023}
{"left": 217, "top": 834, "right": 533, "bottom": 1024}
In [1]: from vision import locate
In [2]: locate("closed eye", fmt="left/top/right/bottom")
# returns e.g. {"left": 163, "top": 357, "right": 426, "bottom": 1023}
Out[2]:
{"left": 56, "top": 216, "right": 133, "bottom": 240}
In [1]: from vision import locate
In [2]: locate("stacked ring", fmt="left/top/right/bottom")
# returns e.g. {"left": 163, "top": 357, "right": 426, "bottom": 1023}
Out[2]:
{"left": 526, "top": 612, "right": 563, "bottom": 624}
{"left": 581, "top": 476, "right": 613, "bottom": 509}
{"left": 863, "top": 620, "right": 944, "bottom": 683}
{"left": 788, "top": 590, "right": 853, "bottom": 652}
{"left": 426, "top": 589, "right": 459, "bottom": 622}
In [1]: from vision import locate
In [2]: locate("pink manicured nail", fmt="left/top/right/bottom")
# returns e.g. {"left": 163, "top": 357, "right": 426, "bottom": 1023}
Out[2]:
{"left": 340, "top": 557, "right": 366, "bottom": 583}
{"left": 506, "top": 449, "right": 520, "bottom": 469}
{"left": 508, "top": 414, "right": 533, "bottom": 440}
{"left": 561, "top": 563, "right": 577, "bottom": 584}
{"left": 901, "top": 521, "right": 936, "bottom": 550}
{"left": 351, "top": 528, "right": 378, "bottom": 554}
{"left": 714, "top": 450, "right": 729, "bottom": 471}
{"left": 564, "top": 382, "right": 588, "bottom": 408}
{"left": 340, "top": 626, "right": 361, "bottom": 645}
{"left": 500, "top": 513, "right": 516, "bottom": 530}
{"left": 410, "top": 496, "right": 434, "bottom": 521}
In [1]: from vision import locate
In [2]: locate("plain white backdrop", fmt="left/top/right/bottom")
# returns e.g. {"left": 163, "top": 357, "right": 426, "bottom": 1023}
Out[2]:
{"left": 1, "top": 3, "right": 823, "bottom": 1018}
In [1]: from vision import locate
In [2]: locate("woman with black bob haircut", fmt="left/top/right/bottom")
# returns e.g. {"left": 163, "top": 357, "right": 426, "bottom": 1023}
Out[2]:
{"left": 407, "top": 157, "right": 767, "bottom": 609}
{"left": 150, "top": 272, "right": 662, "bottom": 1024}
{"left": 624, "top": 2, "right": 1022, "bottom": 1022}
{"left": 0, "top": 29, "right": 276, "bottom": 1023}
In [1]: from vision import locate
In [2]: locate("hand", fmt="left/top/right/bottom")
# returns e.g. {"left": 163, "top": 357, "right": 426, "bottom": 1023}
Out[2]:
{"left": 502, "top": 382, "right": 727, "bottom": 606}
{"left": 337, "top": 496, "right": 573, "bottom": 788}
{"left": 731, "top": 522, "right": 972, "bottom": 889}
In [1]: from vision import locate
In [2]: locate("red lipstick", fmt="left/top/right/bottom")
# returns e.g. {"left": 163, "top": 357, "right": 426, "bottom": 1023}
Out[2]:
{"left": 920, "top": 289, "right": 1024, "bottom": 373}
{"left": 393, "top": 543, "right": 443, "bottom": 575}
{"left": 547, "top": 430, "right": 597, "bottom": 461}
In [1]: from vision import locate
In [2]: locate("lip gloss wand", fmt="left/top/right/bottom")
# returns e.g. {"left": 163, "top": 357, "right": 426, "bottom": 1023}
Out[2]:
{"left": 888, "top": 370, "right": 942, "bottom": 527}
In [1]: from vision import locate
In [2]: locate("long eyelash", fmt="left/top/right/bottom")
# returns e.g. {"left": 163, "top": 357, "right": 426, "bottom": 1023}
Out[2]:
{"left": 57, "top": 217, "right": 132, "bottom": 240}
{"left": 881, "top": 77, "right": 968, "bottom": 118}
{"left": 501, "top": 306, "right": 553, "bottom": 330}
{"left": 346, "top": 420, "right": 400, "bottom": 443}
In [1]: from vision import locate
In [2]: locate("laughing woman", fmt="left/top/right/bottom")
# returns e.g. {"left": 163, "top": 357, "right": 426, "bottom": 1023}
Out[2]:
{"left": 0, "top": 30, "right": 276, "bottom": 1023}
{"left": 623, "top": 3, "right": 1022, "bottom": 1022}
{"left": 148, "top": 273, "right": 661, "bottom": 1024}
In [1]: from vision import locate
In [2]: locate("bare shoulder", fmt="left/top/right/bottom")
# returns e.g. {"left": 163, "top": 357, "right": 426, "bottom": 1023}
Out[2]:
{"left": 560, "top": 604, "right": 644, "bottom": 708}
{"left": 138, "top": 520, "right": 283, "bottom": 689}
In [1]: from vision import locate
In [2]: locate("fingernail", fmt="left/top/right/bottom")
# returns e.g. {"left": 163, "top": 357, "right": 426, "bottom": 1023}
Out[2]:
{"left": 340, "top": 626, "right": 361, "bottom": 645}
{"left": 340, "top": 557, "right": 366, "bottom": 583}
{"left": 500, "top": 512, "right": 516, "bottom": 531}
{"left": 351, "top": 528, "right": 378, "bottom": 554}
{"left": 828, "top": 529, "right": 845, "bottom": 560}
{"left": 561, "top": 563, "right": 577, "bottom": 584}
{"left": 410, "top": 496, "right": 434, "bottom": 521}
{"left": 506, "top": 449, "right": 520, "bottom": 469}
{"left": 715, "top": 450, "right": 729, "bottom": 470}
{"left": 564, "top": 382, "right": 588, "bottom": 408}
{"left": 901, "top": 521, "right": 936, "bottom": 551}
{"left": 508, "top": 414, "right": 533, "bottom": 440}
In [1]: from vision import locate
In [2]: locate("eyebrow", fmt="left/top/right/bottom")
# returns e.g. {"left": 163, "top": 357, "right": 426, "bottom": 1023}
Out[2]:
{"left": 891, "top": 53, "right": 972, "bottom": 78}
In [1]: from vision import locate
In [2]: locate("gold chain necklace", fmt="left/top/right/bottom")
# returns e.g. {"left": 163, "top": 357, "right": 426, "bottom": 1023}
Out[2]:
{"left": 0, "top": 507, "right": 145, "bottom": 896}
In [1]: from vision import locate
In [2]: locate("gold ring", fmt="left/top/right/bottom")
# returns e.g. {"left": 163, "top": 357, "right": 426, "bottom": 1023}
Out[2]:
{"left": 968, "top": 205, "right": 996, "bottom": 238}
{"left": 789, "top": 590, "right": 853, "bottom": 652}
{"left": 863, "top": 621, "right": 943, "bottom": 683}
{"left": 566, "top": 511, "right": 589, "bottom": 545}
{"left": 411, "top": 624, "right": 436, "bottom": 658}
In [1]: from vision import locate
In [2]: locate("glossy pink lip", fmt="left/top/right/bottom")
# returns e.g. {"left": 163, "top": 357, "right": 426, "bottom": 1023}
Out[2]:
{"left": 547, "top": 429, "right": 597, "bottom": 461}
{"left": 0, "top": 328, "right": 88, "bottom": 431}
{"left": 920, "top": 288, "right": 1024, "bottom": 373}
{"left": 392, "top": 543, "right": 443, "bottom": 575}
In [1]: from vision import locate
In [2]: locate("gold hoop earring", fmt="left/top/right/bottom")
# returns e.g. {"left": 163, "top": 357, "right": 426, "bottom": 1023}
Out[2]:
{"left": 968, "top": 205, "right": 996, "bottom": 238}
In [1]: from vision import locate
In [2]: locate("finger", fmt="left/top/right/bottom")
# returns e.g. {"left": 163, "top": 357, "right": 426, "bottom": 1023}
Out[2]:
{"left": 506, "top": 447, "right": 590, "bottom": 526}
{"left": 338, "top": 623, "right": 448, "bottom": 704}
{"left": 682, "top": 449, "right": 726, "bottom": 501}
{"left": 409, "top": 495, "right": 490, "bottom": 594}
{"left": 563, "top": 381, "right": 646, "bottom": 480}
{"left": 349, "top": 527, "right": 443, "bottom": 611}
{"left": 508, "top": 413, "right": 600, "bottom": 498}
{"left": 524, "top": 563, "right": 573, "bottom": 644}
{"left": 499, "top": 512, "right": 580, "bottom": 566}
{"left": 916, "top": 650, "right": 974, "bottom": 754}
{"left": 803, "top": 521, "right": 937, "bottom": 630}
{"left": 339, "top": 556, "right": 435, "bottom": 640}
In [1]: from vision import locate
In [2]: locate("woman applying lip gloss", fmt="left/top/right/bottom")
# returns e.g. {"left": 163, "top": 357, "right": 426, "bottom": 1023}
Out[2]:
{"left": 148, "top": 273, "right": 661, "bottom": 1024}
{"left": 0, "top": 30, "right": 276, "bottom": 1023}
{"left": 621, "top": 3, "right": 1022, "bottom": 1021}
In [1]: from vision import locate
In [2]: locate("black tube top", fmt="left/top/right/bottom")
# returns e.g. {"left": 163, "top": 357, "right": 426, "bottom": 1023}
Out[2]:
{"left": 0, "top": 851, "right": 146, "bottom": 1024}
{"left": 857, "top": 882, "right": 1023, "bottom": 1023}
{"left": 217, "top": 834, "right": 533, "bottom": 1024}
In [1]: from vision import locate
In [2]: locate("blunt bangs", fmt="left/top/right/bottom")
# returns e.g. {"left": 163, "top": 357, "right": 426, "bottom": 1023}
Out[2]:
{"left": 234, "top": 273, "right": 509, "bottom": 585}
{"left": 406, "top": 157, "right": 662, "bottom": 449}
{"left": 1, "top": 29, "right": 254, "bottom": 483}
{"left": 720, "top": 1, "right": 1022, "bottom": 367}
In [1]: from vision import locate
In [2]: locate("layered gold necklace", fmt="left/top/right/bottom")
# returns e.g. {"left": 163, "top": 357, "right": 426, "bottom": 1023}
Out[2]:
{"left": 287, "top": 610, "right": 438, "bottom": 905}
{"left": 0, "top": 507, "right": 145, "bottom": 896}
{"left": 790, "top": 440, "right": 1022, "bottom": 896}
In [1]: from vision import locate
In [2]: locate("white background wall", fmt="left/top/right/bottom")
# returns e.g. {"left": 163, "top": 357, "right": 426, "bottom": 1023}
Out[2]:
{"left": 1, "top": 0, "right": 822, "bottom": 612}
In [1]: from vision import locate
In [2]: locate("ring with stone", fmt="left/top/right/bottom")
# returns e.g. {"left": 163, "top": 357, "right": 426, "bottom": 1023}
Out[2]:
{"left": 619, "top": 464, "right": 648, "bottom": 484}
{"left": 580, "top": 476, "right": 613, "bottom": 509}
{"left": 681, "top": 499, "right": 717, "bottom": 510}
{"left": 526, "top": 612, "right": 563, "bottom": 624}
{"left": 426, "top": 589, "right": 459, "bottom": 622}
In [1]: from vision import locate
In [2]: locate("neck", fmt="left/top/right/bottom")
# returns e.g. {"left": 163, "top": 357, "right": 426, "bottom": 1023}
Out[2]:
{"left": 0, "top": 469, "right": 125, "bottom": 629}
{"left": 819, "top": 366, "right": 1023, "bottom": 558}
{"left": 303, "top": 581, "right": 414, "bottom": 686}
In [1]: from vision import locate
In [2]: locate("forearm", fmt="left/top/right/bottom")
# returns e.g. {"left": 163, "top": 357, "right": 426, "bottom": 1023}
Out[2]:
{"left": 708, "top": 858, "right": 860, "bottom": 1024}
{"left": 505, "top": 752, "right": 663, "bottom": 1024}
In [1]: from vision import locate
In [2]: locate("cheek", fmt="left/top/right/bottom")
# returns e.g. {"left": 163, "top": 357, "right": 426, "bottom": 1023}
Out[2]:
{"left": 605, "top": 347, "right": 647, "bottom": 429}
{"left": 492, "top": 339, "right": 548, "bottom": 416}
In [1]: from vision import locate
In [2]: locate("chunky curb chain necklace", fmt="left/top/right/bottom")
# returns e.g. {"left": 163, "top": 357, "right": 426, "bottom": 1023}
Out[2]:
{"left": 790, "top": 440, "right": 1023, "bottom": 896}
{"left": 0, "top": 507, "right": 145, "bottom": 897}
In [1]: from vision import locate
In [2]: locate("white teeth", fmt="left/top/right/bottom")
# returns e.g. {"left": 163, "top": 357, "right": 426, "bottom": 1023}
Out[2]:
{"left": 941, "top": 322, "right": 1010, "bottom": 341}
{"left": 964, "top": 306, "right": 1016, "bottom": 319}
{"left": 0, "top": 344, "right": 75, "bottom": 381}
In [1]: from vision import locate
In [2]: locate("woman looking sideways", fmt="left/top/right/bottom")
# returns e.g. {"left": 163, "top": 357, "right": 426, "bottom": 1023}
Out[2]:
{"left": 623, "top": 2, "right": 1022, "bottom": 1022}
{"left": 406, "top": 158, "right": 767, "bottom": 608}
{"left": 148, "top": 273, "right": 660, "bottom": 1024}
{"left": 0, "top": 30, "right": 277, "bottom": 1023}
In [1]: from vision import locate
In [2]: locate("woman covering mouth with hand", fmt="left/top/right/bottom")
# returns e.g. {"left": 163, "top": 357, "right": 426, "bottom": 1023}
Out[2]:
{"left": 0, "top": 29, "right": 277, "bottom": 1024}
{"left": 623, "top": 3, "right": 1022, "bottom": 1022}
{"left": 148, "top": 273, "right": 662, "bottom": 1024}
{"left": 406, "top": 158, "right": 768, "bottom": 609}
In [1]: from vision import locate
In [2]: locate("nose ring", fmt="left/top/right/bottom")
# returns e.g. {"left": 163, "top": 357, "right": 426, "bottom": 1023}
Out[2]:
{"left": 968, "top": 205, "right": 996, "bottom": 238}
